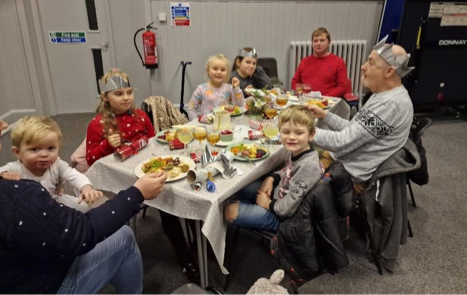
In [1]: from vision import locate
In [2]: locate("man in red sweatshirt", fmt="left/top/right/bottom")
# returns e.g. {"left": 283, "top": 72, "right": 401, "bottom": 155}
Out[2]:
{"left": 291, "top": 28, "right": 348, "bottom": 98}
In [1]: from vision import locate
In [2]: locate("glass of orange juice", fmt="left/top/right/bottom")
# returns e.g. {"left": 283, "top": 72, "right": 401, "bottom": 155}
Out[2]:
{"left": 264, "top": 106, "right": 278, "bottom": 120}
{"left": 193, "top": 126, "right": 207, "bottom": 152}
{"left": 206, "top": 126, "right": 221, "bottom": 155}
{"left": 276, "top": 94, "right": 289, "bottom": 109}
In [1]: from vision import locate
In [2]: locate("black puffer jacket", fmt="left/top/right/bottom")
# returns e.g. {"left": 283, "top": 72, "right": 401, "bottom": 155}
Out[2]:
{"left": 271, "top": 162, "right": 355, "bottom": 281}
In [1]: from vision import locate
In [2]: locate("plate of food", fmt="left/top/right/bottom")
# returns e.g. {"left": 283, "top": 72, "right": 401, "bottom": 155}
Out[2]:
{"left": 214, "top": 105, "right": 246, "bottom": 117}
{"left": 134, "top": 155, "right": 195, "bottom": 182}
{"left": 226, "top": 142, "right": 270, "bottom": 161}
{"left": 156, "top": 129, "right": 193, "bottom": 144}
{"left": 306, "top": 98, "right": 334, "bottom": 109}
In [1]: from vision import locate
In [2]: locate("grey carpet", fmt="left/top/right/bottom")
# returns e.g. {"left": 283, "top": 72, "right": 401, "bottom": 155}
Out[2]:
{"left": 1, "top": 112, "right": 466, "bottom": 294}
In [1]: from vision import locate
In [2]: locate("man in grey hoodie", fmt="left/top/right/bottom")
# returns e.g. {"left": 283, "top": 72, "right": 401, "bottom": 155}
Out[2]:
{"left": 307, "top": 35, "right": 415, "bottom": 194}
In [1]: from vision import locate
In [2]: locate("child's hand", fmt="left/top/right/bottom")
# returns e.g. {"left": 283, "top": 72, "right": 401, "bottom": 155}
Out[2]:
{"left": 79, "top": 185, "right": 103, "bottom": 205}
{"left": 259, "top": 176, "right": 274, "bottom": 197}
{"left": 107, "top": 128, "right": 122, "bottom": 148}
{"left": 0, "top": 171, "right": 20, "bottom": 180}
{"left": 231, "top": 77, "right": 240, "bottom": 88}
{"left": 256, "top": 190, "right": 271, "bottom": 210}
{"left": 54, "top": 182, "right": 65, "bottom": 196}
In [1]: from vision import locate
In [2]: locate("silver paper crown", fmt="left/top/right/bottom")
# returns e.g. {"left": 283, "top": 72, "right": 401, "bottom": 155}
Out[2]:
{"left": 98, "top": 76, "right": 131, "bottom": 93}
{"left": 374, "top": 35, "right": 414, "bottom": 78}
{"left": 239, "top": 48, "right": 258, "bottom": 58}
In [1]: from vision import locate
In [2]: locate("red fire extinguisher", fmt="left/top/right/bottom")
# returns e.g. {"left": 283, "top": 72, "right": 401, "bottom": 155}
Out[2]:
{"left": 134, "top": 22, "right": 158, "bottom": 69}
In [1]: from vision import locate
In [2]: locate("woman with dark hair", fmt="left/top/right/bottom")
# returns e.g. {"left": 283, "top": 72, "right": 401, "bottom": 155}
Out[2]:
{"left": 230, "top": 47, "right": 271, "bottom": 96}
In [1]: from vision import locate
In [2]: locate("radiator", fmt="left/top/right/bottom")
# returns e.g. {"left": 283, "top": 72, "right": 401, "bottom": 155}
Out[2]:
{"left": 289, "top": 40, "right": 367, "bottom": 100}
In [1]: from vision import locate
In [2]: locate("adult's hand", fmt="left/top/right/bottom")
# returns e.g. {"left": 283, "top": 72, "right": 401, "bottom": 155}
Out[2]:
{"left": 134, "top": 171, "right": 167, "bottom": 200}
{"left": 107, "top": 128, "right": 122, "bottom": 148}
{"left": 307, "top": 105, "right": 328, "bottom": 120}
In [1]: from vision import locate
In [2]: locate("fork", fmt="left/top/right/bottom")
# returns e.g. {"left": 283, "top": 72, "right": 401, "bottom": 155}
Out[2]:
{"left": 236, "top": 152, "right": 256, "bottom": 166}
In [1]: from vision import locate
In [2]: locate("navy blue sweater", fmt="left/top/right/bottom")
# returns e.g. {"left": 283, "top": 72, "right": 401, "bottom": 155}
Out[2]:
{"left": 0, "top": 178, "right": 144, "bottom": 293}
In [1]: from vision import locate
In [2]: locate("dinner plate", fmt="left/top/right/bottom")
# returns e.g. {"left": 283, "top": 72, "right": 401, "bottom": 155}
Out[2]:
{"left": 244, "top": 88, "right": 265, "bottom": 97}
{"left": 306, "top": 98, "right": 334, "bottom": 110}
{"left": 134, "top": 155, "right": 195, "bottom": 182}
{"left": 225, "top": 142, "right": 270, "bottom": 162}
{"left": 213, "top": 106, "right": 246, "bottom": 117}
{"left": 155, "top": 129, "right": 193, "bottom": 144}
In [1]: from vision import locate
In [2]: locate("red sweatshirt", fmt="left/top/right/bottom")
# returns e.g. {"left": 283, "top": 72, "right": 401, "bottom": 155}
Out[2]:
{"left": 291, "top": 54, "right": 348, "bottom": 97}
{"left": 86, "top": 109, "right": 155, "bottom": 166}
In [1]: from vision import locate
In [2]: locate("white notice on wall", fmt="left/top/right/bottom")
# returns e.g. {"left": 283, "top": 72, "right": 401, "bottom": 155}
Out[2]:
{"left": 441, "top": 3, "right": 467, "bottom": 26}
{"left": 170, "top": 2, "right": 191, "bottom": 27}
{"left": 429, "top": 2, "right": 443, "bottom": 18}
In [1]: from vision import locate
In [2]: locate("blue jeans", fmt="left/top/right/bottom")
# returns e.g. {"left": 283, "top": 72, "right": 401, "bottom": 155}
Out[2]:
{"left": 57, "top": 226, "right": 143, "bottom": 294}
{"left": 232, "top": 176, "right": 280, "bottom": 232}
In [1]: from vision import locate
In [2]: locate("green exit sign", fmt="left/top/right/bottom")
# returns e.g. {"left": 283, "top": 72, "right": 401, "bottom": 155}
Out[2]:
{"left": 49, "top": 31, "right": 86, "bottom": 44}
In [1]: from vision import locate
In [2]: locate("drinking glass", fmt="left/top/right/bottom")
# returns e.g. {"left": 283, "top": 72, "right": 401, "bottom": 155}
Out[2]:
{"left": 302, "top": 83, "right": 312, "bottom": 95}
{"left": 276, "top": 94, "right": 289, "bottom": 109}
{"left": 206, "top": 126, "right": 221, "bottom": 155}
{"left": 296, "top": 83, "right": 304, "bottom": 99}
{"left": 262, "top": 122, "right": 279, "bottom": 152}
{"left": 193, "top": 126, "right": 207, "bottom": 152}
{"left": 264, "top": 106, "right": 278, "bottom": 120}
{"left": 177, "top": 127, "right": 194, "bottom": 157}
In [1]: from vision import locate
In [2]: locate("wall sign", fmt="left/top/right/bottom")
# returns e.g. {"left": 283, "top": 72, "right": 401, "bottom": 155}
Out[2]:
{"left": 170, "top": 2, "right": 191, "bottom": 27}
{"left": 49, "top": 32, "right": 87, "bottom": 44}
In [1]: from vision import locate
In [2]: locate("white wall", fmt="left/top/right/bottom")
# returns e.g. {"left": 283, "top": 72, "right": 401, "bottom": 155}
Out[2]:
{"left": 1, "top": 0, "right": 383, "bottom": 120}
{"left": 148, "top": 0, "right": 384, "bottom": 105}
{"left": 0, "top": 0, "right": 39, "bottom": 124}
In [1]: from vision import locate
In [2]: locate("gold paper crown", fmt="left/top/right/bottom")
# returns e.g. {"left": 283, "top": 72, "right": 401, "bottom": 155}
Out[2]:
{"left": 374, "top": 35, "right": 414, "bottom": 78}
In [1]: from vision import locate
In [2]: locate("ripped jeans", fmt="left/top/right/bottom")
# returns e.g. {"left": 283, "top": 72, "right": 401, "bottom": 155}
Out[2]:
{"left": 231, "top": 176, "right": 281, "bottom": 232}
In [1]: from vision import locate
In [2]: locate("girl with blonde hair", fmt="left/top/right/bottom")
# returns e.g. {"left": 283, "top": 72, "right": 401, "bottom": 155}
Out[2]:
{"left": 186, "top": 54, "right": 244, "bottom": 120}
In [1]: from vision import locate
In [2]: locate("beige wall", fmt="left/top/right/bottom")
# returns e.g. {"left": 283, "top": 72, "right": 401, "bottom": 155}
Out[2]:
{"left": 1, "top": 0, "right": 383, "bottom": 119}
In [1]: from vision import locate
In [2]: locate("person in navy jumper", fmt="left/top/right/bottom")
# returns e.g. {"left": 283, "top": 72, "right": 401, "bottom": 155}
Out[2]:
{"left": 0, "top": 119, "right": 168, "bottom": 293}
{"left": 291, "top": 27, "right": 348, "bottom": 98}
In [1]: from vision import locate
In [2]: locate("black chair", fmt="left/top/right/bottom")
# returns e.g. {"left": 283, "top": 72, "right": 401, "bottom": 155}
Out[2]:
{"left": 257, "top": 57, "right": 282, "bottom": 86}
{"left": 223, "top": 227, "right": 274, "bottom": 291}
{"left": 407, "top": 117, "right": 433, "bottom": 208}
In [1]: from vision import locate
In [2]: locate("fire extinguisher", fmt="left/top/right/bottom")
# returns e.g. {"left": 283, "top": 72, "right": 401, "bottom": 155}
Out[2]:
{"left": 134, "top": 22, "right": 158, "bottom": 69}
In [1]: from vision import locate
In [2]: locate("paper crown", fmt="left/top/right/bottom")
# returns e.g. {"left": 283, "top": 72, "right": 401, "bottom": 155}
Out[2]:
{"left": 239, "top": 47, "right": 258, "bottom": 58}
{"left": 373, "top": 35, "right": 414, "bottom": 78}
{"left": 98, "top": 75, "right": 131, "bottom": 93}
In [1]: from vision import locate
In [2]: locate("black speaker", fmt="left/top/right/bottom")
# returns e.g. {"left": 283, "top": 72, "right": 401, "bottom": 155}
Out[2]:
{"left": 398, "top": 0, "right": 467, "bottom": 110}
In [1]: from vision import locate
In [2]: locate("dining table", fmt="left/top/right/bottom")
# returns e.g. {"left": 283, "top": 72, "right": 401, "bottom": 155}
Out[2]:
{"left": 85, "top": 96, "right": 350, "bottom": 288}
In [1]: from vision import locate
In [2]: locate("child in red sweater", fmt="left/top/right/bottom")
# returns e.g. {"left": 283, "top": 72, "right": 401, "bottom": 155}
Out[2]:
{"left": 86, "top": 68, "right": 154, "bottom": 166}
{"left": 291, "top": 27, "right": 348, "bottom": 98}
{"left": 85, "top": 68, "right": 200, "bottom": 282}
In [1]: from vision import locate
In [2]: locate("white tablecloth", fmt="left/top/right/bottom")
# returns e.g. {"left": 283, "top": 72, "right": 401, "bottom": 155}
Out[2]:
{"left": 85, "top": 98, "right": 350, "bottom": 274}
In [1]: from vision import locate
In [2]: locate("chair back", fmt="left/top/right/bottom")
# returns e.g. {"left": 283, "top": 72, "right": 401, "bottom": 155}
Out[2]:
{"left": 257, "top": 57, "right": 282, "bottom": 85}
{"left": 410, "top": 117, "right": 433, "bottom": 145}
{"left": 345, "top": 78, "right": 353, "bottom": 95}
{"left": 142, "top": 96, "right": 188, "bottom": 132}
